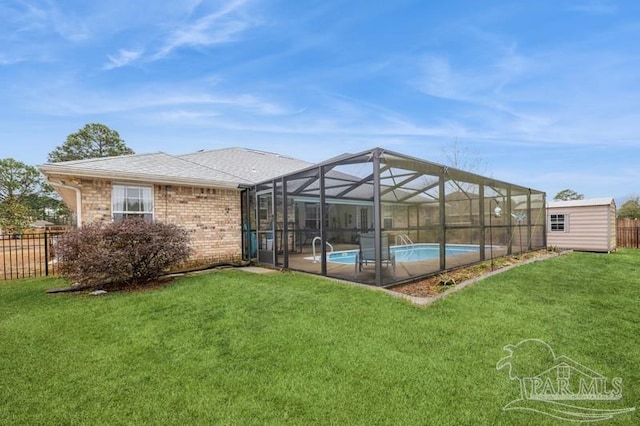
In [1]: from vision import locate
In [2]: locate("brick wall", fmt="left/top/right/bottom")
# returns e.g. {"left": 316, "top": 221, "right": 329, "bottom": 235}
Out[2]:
{"left": 80, "top": 179, "right": 112, "bottom": 223}
{"left": 78, "top": 179, "right": 243, "bottom": 263}
{"left": 155, "top": 185, "right": 243, "bottom": 263}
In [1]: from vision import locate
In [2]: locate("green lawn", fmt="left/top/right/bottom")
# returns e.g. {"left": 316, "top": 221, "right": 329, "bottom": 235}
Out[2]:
{"left": 1, "top": 250, "right": 639, "bottom": 425}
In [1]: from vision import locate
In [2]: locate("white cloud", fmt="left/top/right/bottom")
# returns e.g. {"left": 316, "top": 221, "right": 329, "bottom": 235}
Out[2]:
{"left": 152, "top": 0, "right": 251, "bottom": 60}
{"left": 23, "top": 78, "right": 291, "bottom": 119}
{"left": 0, "top": 54, "right": 25, "bottom": 66}
{"left": 5, "top": 1, "right": 91, "bottom": 42}
{"left": 567, "top": 0, "right": 618, "bottom": 15}
{"left": 101, "top": 1, "right": 255, "bottom": 67}
{"left": 47, "top": 6, "right": 91, "bottom": 42}
{"left": 104, "top": 49, "right": 144, "bottom": 70}
{"left": 417, "top": 56, "right": 458, "bottom": 100}
{"left": 158, "top": 110, "right": 222, "bottom": 121}
{"left": 409, "top": 18, "right": 640, "bottom": 150}
{"left": 416, "top": 46, "right": 531, "bottom": 106}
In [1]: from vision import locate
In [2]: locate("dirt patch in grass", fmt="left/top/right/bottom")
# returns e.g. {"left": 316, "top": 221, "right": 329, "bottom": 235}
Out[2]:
{"left": 47, "top": 276, "right": 177, "bottom": 295}
{"left": 102, "top": 276, "right": 177, "bottom": 293}
{"left": 390, "top": 249, "right": 556, "bottom": 298}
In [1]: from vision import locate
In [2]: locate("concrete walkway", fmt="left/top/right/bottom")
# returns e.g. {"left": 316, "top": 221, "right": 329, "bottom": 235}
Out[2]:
{"left": 239, "top": 266, "right": 280, "bottom": 274}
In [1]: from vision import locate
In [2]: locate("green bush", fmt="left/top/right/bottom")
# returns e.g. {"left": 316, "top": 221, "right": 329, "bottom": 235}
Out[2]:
{"left": 56, "top": 219, "right": 192, "bottom": 288}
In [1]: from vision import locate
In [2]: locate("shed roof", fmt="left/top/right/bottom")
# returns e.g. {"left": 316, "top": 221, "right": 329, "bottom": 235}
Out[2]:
{"left": 547, "top": 197, "right": 615, "bottom": 209}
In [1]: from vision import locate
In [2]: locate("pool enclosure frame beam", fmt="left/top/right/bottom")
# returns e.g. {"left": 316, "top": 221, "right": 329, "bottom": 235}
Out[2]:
{"left": 246, "top": 147, "right": 546, "bottom": 287}
{"left": 372, "top": 149, "right": 383, "bottom": 285}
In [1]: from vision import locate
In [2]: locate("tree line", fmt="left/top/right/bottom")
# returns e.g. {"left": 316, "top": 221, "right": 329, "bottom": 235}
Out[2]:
{"left": 0, "top": 123, "right": 134, "bottom": 235}
{"left": 2, "top": 130, "right": 640, "bottom": 235}
{"left": 553, "top": 189, "right": 640, "bottom": 220}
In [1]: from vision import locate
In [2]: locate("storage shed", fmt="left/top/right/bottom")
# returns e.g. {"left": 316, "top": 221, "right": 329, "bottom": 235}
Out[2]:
{"left": 547, "top": 197, "right": 617, "bottom": 252}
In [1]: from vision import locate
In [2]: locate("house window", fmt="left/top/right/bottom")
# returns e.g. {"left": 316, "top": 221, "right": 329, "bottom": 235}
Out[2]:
{"left": 112, "top": 185, "right": 153, "bottom": 222}
{"left": 550, "top": 214, "right": 566, "bottom": 232}
{"left": 383, "top": 204, "right": 393, "bottom": 229}
{"left": 305, "top": 203, "right": 319, "bottom": 229}
{"left": 360, "top": 208, "right": 369, "bottom": 232}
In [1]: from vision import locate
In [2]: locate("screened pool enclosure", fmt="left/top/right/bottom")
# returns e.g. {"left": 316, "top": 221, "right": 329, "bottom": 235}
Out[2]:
{"left": 243, "top": 148, "right": 546, "bottom": 286}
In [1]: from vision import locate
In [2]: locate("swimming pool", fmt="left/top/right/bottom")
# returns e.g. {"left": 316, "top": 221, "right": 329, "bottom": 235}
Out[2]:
{"left": 310, "top": 243, "right": 481, "bottom": 264}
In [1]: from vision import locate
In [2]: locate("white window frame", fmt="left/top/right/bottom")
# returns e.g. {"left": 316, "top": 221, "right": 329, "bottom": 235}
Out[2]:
{"left": 304, "top": 202, "right": 320, "bottom": 229}
{"left": 112, "top": 184, "right": 154, "bottom": 223}
{"left": 549, "top": 213, "right": 568, "bottom": 232}
{"left": 383, "top": 204, "right": 393, "bottom": 230}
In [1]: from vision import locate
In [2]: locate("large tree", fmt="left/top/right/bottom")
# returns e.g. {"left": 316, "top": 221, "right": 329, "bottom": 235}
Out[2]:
{"left": 21, "top": 190, "right": 69, "bottom": 223}
{"left": 553, "top": 189, "right": 584, "bottom": 201}
{"left": 0, "top": 158, "right": 42, "bottom": 203}
{"left": 0, "top": 199, "right": 33, "bottom": 235}
{"left": 47, "top": 123, "right": 134, "bottom": 163}
{"left": 618, "top": 197, "right": 640, "bottom": 220}
{"left": 0, "top": 158, "right": 41, "bottom": 233}
{"left": 0, "top": 158, "right": 69, "bottom": 230}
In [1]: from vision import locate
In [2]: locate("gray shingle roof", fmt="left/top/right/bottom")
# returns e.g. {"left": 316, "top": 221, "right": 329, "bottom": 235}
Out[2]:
{"left": 39, "top": 148, "right": 312, "bottom": 188}
{"left": 179, "top": 148, "right": 312, "bottom": 185}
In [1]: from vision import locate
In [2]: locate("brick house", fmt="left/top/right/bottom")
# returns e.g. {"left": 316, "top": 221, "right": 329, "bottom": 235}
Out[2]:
{"left": 39, "top": 148, "right": 310, "bottom": 264}
{"left": 41, "top": 147, "right": 546, "bottom": 286}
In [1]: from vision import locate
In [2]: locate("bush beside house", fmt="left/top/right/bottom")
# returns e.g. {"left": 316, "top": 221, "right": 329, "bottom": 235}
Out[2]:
{"left": 56, "top": 219, "right": 192, "bottom": 288}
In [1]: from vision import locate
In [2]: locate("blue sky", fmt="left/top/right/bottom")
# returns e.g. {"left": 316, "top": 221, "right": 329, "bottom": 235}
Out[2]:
{"left": 1, "top": 0, "right": 639, "bottom": 202}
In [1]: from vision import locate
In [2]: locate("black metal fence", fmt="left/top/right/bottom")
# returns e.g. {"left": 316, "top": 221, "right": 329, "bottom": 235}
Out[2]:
{"left": 1, "top": 230, "right": 68, "bottom": 280}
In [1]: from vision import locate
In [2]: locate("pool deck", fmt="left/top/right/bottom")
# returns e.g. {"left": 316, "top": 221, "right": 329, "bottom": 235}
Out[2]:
{"left": 282, "top": 244, "right": 510, "bottom": 286}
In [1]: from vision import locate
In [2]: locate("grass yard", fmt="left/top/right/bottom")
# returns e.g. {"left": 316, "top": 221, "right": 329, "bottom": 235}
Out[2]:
{"left": 1, "top": 250, "right": 639, "bottom": 425}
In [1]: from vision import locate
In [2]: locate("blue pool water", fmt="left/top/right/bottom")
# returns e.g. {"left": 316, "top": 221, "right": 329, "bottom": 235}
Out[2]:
{"left": 324, "top": 243, "right": 480, "bottom": 265}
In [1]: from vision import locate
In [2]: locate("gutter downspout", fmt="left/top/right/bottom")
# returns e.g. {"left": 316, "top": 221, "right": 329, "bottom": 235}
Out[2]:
{"left": 47, "top": 179, "right": 82, "bottom": 227}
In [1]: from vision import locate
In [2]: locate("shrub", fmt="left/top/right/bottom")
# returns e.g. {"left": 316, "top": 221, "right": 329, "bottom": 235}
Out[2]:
{"left": 56, "top": 219, "right": 192, "bottom": 288}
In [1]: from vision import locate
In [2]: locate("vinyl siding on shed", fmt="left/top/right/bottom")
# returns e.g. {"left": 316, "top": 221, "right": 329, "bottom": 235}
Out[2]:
{"left": 547, "top": 202, "right": 616, "bottom": 252}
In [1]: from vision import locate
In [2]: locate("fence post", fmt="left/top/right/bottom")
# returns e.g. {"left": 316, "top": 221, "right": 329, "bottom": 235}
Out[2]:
{"left": 44, "top": 230, "right": 49, "bottom": 276}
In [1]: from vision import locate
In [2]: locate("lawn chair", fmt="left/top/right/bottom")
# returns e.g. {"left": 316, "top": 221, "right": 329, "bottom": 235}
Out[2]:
{"left": 356, "top": 232, "right": 396, "bottom": 279}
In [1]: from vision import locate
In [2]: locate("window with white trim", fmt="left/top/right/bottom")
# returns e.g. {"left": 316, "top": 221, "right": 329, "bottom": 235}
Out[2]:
{"left": 112, "top": 184, "right": 153, "bottom": 223}
{"left": 383, "top": 204, "right": 393, "bottom": 229}
{"left": 549, "top": 214, "right": 566, "bottom": 232}
{"left": 304, "top": 203, "right": 319, "bottom": 229}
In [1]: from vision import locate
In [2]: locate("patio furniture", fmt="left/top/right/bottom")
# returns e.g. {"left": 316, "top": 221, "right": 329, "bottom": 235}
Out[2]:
{"left": 356, "top": 232, "right": 396, "bottom": 279}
